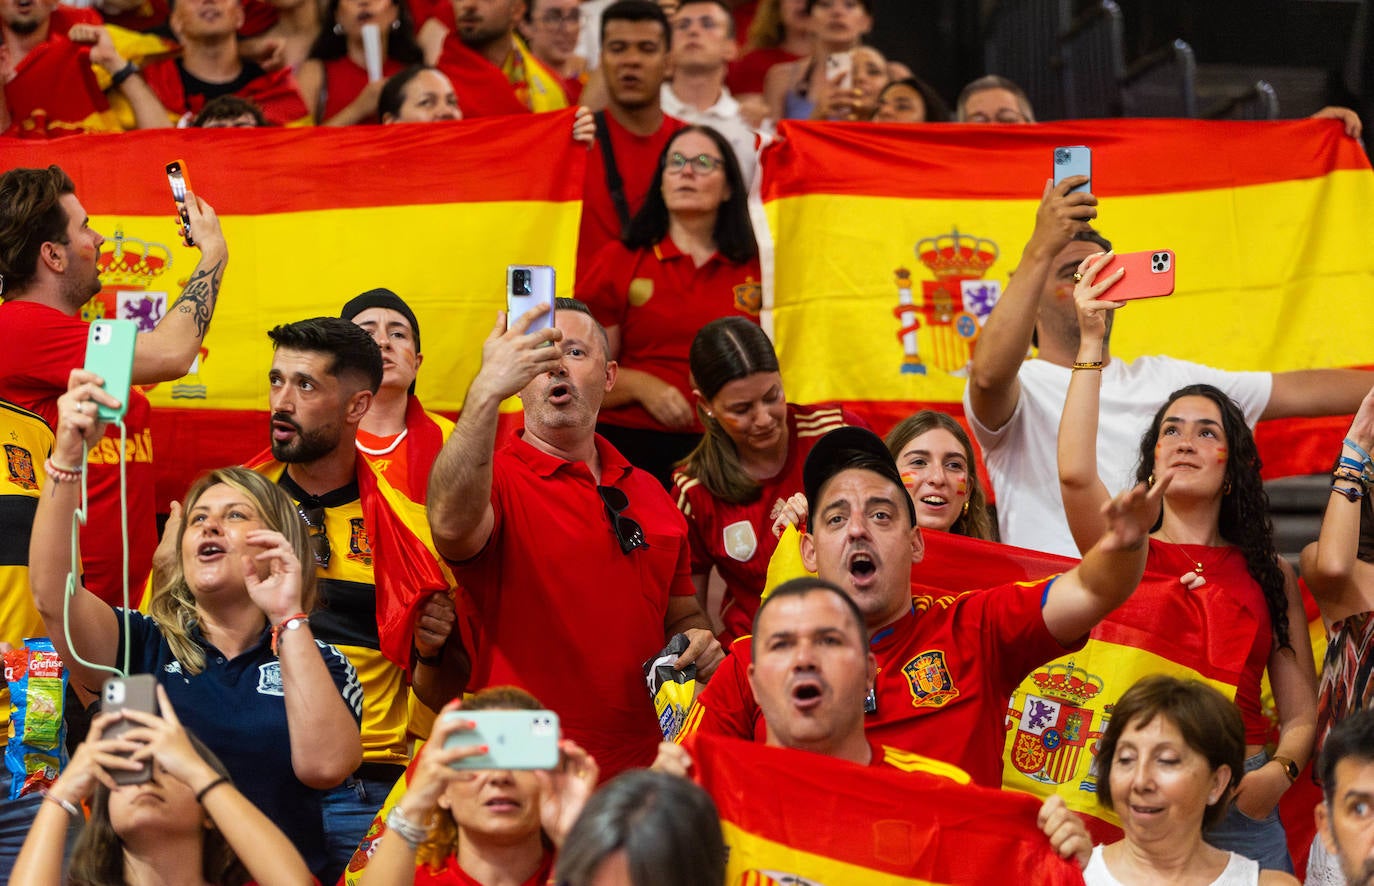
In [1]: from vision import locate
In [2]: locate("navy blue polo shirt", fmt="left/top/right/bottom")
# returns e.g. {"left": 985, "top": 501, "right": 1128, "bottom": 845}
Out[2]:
{"left": 115, "top": 609, "right": 363, "bottom": 875}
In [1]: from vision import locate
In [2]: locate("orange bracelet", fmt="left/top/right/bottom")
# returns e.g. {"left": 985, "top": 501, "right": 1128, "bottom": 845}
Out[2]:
{"left": 270, "top": 613, "right": 310, "bottom": 656}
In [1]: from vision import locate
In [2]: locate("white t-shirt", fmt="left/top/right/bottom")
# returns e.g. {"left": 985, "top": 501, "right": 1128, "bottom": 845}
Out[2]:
{"left": 964, "top": 355, "right": 1271, "bottom": 556}
{"left": 1083, "top": 844, "right": 1259, "bottom": 885}
{"left": 659, "top": 83, "right": 761, "bottom": 188}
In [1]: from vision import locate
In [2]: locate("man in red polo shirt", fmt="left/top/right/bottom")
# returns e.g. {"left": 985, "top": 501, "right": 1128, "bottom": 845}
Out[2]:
{"left": 427, "top": 297, "right": 723, "bottom": 780}
{"left": 675, "top": 426, "right": 1170, "bottom": 788}
{"left": 575, "top": 0, "right": 685, "bottom": 284}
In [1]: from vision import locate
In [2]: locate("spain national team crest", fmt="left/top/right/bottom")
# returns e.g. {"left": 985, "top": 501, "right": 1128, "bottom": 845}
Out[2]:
{"left": 347, "top": 517, "right": 373, "bottom": 566}
{"left": 733, "top": 277, "right": 762, "bottom": 315}
{"left": 723, "top": 520, "right": 758, "bottom": 562}
{"left": 4, "top": 444, "right": 37, "bottom": 491}
{"left": 891, "top": 228, "right": 1003, "bottom": 377}
{"left": 736, "top": 872, "right": 823, "bottom": 886}
{"left": 1010, "top": 662, "right": 1105, "bottom": 786}
{"left": 903, "top": 650, "right": 958, "bottom": 708}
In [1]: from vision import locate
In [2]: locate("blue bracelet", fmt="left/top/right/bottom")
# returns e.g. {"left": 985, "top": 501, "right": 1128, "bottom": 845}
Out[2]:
{"left": 1339, "top": 455, "right": 1367, "bottom": 471}
{"left": 1345, "top": 437, "right": 1374, "bottom": 468}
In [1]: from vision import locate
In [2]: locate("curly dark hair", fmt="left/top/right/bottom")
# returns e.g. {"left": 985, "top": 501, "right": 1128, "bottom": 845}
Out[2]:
{"left": 1134, "top": 384, "right": 1290, "bottom": 647}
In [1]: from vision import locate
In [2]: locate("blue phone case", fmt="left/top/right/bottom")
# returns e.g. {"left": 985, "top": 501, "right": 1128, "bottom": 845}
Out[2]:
{"left": 1053, "top": 146, "right": 1092, "bottom": 193}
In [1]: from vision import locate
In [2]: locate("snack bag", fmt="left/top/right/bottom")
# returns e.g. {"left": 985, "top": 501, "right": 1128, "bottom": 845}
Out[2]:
{"left": 642, "top": 633, "right": 697, "bottom": 742}
{"left": 4, "top": 638, "right": 68, "bottom": 799}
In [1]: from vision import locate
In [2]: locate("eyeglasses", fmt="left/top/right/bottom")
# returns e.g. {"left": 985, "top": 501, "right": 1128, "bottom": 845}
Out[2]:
{"left": 537, "top": 10, "right": 579, "bottom": 26}
{"left": 296, "top": 504, "right": 332, "bottom": 569}
{"left": 666, "top": 152, "right": 724, "bottom": 175}
{"left": 673, "top": 14, "right": 722, "bottom": 31}
{"left": 965, "top": 110, "right": 1029, "bottom": 124}
{"left": 597, "top": 485, "right": 646, "bottom": 555}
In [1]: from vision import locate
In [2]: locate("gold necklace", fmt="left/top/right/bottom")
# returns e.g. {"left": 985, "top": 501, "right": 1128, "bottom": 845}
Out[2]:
{"left": 1155, "top": 527, "right": 1205, "bottom": 575}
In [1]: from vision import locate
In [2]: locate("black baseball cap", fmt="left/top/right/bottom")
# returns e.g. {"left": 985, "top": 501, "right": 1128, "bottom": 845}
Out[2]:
{"left": 341, "top": 288, "right": 420, "bottom": 394}
{"left": 802, "top": 426, "right": 917, "bottom": 531}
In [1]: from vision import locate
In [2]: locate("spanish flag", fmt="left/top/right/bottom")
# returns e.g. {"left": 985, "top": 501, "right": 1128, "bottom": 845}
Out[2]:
{"left": 693, "top": 734, "right": 1086, "bottom": 885}
{"left": 760, "top": 119, "right": 1374, "bottom": 477}
{"left": 0, "top": 112, "right": 586, "bottom": 506}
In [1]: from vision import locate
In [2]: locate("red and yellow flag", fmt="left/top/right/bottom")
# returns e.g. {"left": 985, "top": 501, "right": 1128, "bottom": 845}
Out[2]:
{"left": 693, "top": 734, "right": 1085, "bottom": 885}
{"left": 0, "top": 114, "right": 586, "bottom": 504}
{"left": 760, "top": 119, "right": 1374, "bottom": 477}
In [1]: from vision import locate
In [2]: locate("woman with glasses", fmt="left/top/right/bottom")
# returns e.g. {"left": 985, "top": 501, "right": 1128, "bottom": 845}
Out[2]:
{"left": 27, "top": 369, "right": 364, "bottom": 879}
{"left": 297, "top": 0, "right": 424, "bottom": 125}
{"left": 518, "top": 0, "right": 588, "bottom": 102}
{"left": 579, "top": 125, "right": 761, "bottom": 487}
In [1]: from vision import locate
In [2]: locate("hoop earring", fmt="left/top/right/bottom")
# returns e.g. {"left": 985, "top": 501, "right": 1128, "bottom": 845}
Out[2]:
{"left": 961, "top": 501, "right": 969, "bottom": 516}
{"left": 1222, "top": 479, "right": 1232, "bottom": 495}
{"left": 1147, "top": 473, "right": 1155, "bottom": 488}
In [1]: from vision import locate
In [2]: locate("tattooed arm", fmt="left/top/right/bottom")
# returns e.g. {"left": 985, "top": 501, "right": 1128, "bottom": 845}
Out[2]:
{"left": 132, "top": 191, "right": 229, "bottom": 385}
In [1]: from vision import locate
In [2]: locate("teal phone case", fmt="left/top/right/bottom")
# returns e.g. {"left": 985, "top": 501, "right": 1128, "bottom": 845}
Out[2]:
{"left": 83, "top": 320, "right": 138, "bottom": 422}
{"left": 442, "top": 709, "right": 560, "bottom": 770}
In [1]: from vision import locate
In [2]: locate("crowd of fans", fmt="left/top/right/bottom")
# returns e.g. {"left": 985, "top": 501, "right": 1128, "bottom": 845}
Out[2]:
{"left": 2, "top": 0, "right": 1374, "bottom": 884}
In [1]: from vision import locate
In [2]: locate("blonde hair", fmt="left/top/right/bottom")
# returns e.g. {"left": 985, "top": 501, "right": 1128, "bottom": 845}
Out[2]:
{"left": 149, "top": 467, "right": 317, "bottom": 674}
{"left": 416, "top": 687, "right": 545, "bottom": 871}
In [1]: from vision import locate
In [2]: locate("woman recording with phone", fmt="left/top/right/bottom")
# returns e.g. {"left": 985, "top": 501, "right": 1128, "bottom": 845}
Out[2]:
{"left": 1059, "top": 252, "right": 1317, "bottom": 874}
{"left": 12, "top": 688, "right": 313, "bottom": 886}
{"left": 579, "top": 125, "right": 761, "bottom": 487}
{"left": 27, "top": 369, "right": 364, "bottom": 878}
{"left": 298, "top": 0, "right": 423, "bottom": 125}
{"left": 356, "top": 687, "right": 599, "bottom": 886}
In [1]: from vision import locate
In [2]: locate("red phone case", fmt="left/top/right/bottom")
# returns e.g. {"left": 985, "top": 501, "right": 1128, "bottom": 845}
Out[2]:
{"left": 1100, "top": 249, "right": 1176, "bottom": 301}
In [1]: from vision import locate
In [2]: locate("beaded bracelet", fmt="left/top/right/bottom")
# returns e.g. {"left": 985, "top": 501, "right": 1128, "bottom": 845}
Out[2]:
{"left": 44, "top": 457, "right": 82, "bottom": 484}
{"left": 1072, "top": 360, "right": 1104, "bottom": 370}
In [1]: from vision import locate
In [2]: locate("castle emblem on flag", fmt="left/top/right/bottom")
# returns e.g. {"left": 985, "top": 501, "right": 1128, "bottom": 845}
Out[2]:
{"left": 347, "top": 517, "right": 373, "bottom": 566}
{"left": 904, "top": 649, "right": 958, "bottom": 708}
{"left": 1010, "top": 661, "right": 1105, "bottom": 787}
{"left": 892, "top": 228, "right": 1002, "bottom": 376}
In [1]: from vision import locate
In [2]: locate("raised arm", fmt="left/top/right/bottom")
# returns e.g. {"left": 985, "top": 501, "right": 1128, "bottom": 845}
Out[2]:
{"left": 967, "top": 178, "right": 1097, "bottom": 432}
{"left": 427, "top": 306, "right": 563, "bottom": 561}
{"left": 1039, "top": 473, "right": 1171, "bottom": 645}
{"left": 1056, "top": 250, "right": 1123, "bottom": 553}
{"left": 242, "top": 529, "right": 363, "bottom": 787}
{"left": 28, "top": 371, "right": 122, "bottom": 694}
{"left": 1263, "top": 368, "right": 1374, "bottom": 421}
{"left": 132, "top": 191, "right": 228, "bottom": 384}
{"left": 1299, "top": 384, "right": 1374, "bottom": 622}
{"left": 128, "top": 688, "right": 315, "bottom": 886}
{"left": 72, "top": 25, "right": 174, "bottom": 130}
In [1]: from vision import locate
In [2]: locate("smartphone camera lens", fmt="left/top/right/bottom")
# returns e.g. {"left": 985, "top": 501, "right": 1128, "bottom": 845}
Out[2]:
{"left": 1054, "top": 148, "right": 1070, "bottom": 165}
{"left": 513, "top": 270, "right": 532, "bottom": 296}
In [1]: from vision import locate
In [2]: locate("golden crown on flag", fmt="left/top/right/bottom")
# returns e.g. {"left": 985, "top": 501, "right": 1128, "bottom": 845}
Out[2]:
{"left": 98, "top": 225, "right": 171, "bottom": 289}
{"left": 915, "top": 228, "right": 999, "bottom": 279}
{"left": 1030, "top": 661, "right": 1104, "bottom": 704}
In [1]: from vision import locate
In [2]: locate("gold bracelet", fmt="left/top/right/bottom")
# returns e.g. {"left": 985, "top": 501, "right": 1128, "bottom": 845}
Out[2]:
{"left": 1072, "top": 360, "right": 1104, "bottom": 370}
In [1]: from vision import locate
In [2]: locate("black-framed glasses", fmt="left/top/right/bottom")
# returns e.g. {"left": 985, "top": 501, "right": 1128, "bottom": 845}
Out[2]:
{"left": 598, "top": 485, "right": 646, "bottom": 555}
{"left": 296, "top": 504, "right": 332, "bottom": 568}
{"left": 666, "top": 152, "right": 724, "bottom": 175}
{"left": 672, "top": 14, "right": 722, "bottom": 31}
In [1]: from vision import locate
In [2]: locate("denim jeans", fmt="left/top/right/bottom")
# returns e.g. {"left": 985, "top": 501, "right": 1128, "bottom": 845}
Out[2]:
{"left": 1204, "top": 749, "right": 1295, "bottom": 873}
{"left": 0, "top": 794, "right": 81, "bottom": 885}
{"left": 318, "top": 765, "right": 405, "bottom": 886}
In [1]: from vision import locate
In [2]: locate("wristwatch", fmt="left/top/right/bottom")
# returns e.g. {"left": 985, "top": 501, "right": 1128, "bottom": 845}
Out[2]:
{"left": 1271, "top": 754, "right": 1300, "bottom": 783}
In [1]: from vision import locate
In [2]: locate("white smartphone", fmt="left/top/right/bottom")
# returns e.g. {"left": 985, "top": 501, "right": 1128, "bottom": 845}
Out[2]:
{"left": 506, "top": 265, "right": 556, "bottom": 333}
{"left": 825, "top": 52, "right": 854, "bottom": 91}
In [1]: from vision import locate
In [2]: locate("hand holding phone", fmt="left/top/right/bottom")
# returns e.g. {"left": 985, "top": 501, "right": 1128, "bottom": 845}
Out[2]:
{"left": 825, "top": 52, "right": 853, "bottom": 91}
{"left": 1098, "top": 250, "right": 1176, "bottom": 301}
{"left": 84, "top": 320, "right": 138, "bottom": 422}
{"left": 1053, "top": 146, "right": 1092, "bottom": 194}
{"left": 507, "top": 265, "right": 556, "bottom": 334}
{"left": 101, "top": 675, "right": 159, "bottom": 785}
{"left": 166, "top": 160, "right": 194, "bottom": 247}
{"left": 442, "top": 709, "right": 560, "bottom": 770}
